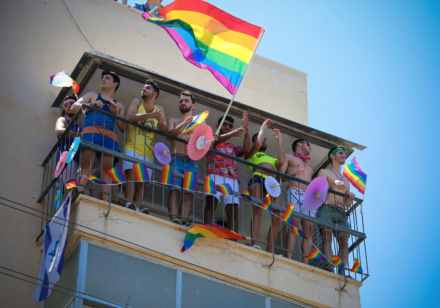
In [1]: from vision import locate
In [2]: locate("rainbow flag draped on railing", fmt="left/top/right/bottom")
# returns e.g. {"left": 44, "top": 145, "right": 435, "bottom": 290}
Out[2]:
{"left": 143, "top": 0, "right": 264, "bottom": 95}
{"left": 343, "top": 157, "right": 367, "bottom": 194}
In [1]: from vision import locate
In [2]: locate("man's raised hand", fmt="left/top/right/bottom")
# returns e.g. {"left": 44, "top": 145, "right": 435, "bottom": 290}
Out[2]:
{"left": 92, "top": 100, "right": 104, "bottom": 109}
{"left": 232, "top": 127, "right": 246, "bottom": 138}
{"left": 242, "top": 111, "right": 248, "bottom": 130}
{"left": 109, "top": 101, "right": 118, "bottom": 115}
{"left": 273, "top": 129, "right": 282, "bottom": 141}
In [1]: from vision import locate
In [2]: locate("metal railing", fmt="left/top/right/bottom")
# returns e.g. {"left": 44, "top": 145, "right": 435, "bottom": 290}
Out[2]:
{"left": 39, "top": 104, "right": 369, "bottom": 282}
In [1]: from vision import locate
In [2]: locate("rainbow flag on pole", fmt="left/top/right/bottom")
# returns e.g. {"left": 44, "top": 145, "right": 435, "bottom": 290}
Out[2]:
{"left": 50, "top": 71, "right": 80, "bottom": 93}
{"left": 281, "top": 204, "right": 295, "bottom": 224}
{"left": 305, "top": 247, "right": 325, "bottom": 261}
{"left": 183, "top": 171, "right": 198, "bottom": 191}
{"left": 350, "top": 258, "right": 363, "bottom": 274}
{"left": 107, "top": 166, "right": 126, "bottom": 184}
{"left": 343, "top": 157, "right": 367, "bottom": 194}
{"left": 143, "top": 0, "right": 264, "bottom": 95}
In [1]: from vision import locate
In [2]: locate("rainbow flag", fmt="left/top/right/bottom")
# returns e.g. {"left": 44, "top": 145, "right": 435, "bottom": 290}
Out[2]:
{"left": 215, "top": 184, "right": 233, "bottom": 196}
{"left": 332, "top": 255, "right": 345, "bottom": 269}
{"left": 50, "top": 71, "right": 80, "bottom": 93}
{"left": 143, "top": 0, "right": 264, "bottom": 95}
{"left": 261, "top": 194, "right": 272, "bottom": 212}
{"left": 133, "top": 163, "right": 150, "bottom": 182}
{"left": 87, "top": 174, "right": 107, "bottom": 185}
{"left": 343, "top": 157, "right": 367, "bottom": 194}
{"left": 183, "top": 171, "right": 198, "bottom": 191}
{"left": 281, "top": 204, "right": 295, "bottom": 224}
{"left": 204, "top": 176, "right": 216, "bottom": 194}
{"left": 107, "top": 166, "right": 126, "bottom": 184}
{"left": 305, "top": 247, "right": 325, "bottom": 261}
{"left": 161, "top": 164, "right": 174, "bottom": 185}
{"left": 182, "top": 224, "right": 247, "bottom": 252}
{"left": 240, "top": 189, "right": 252, "bottom": 202}
{"left": 350, "top": 258, "right": 363, "bottom": 274}
{"left": 181, "top": 111, "right": 209, "bottom": 134}
{"left": 291, "top": 226, "right": 308, "bottom": 240}
{"left": 65, "top": 176, "right": 85, "bottom": 189}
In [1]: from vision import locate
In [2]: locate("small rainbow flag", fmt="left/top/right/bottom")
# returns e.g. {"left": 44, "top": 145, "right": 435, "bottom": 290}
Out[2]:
{"left": 183, "top": 171, "right": 198, "bottom": 191}
{"left": 215, "top": 183, "right": 233, "bottom": 196}
{"left": 343, "top": 157, "right": 367, "bottom": 194}
{"left": 182, "top": 224, "right": 247, "bottom": 252}
{"left": 332, "top": 255, "right": 345, "bottom": 269}
{"left": 87, "top": 174, "right": 107, "bottom": 185}
{"left": 65, "top": 176, "right": 85, "bottom": 189}
{"left": 240, "top": 189, "right": 252, "bottom": 201}
{"left": 281, "top": 204, "right": 295, "bottom": 224}
{"left": 204, "top": 176, "right": 216, "bottom": 195}
{"left": 107, "top": 166, "right": 126, "bottom": 184}
{"left": 291, "top": 226, "right": 308, "bottom": 240}
{"left": 261, "top": 194, "right": 272, "bottom": 212}
{"left": 350, "top": 258, "right": 363, "bottom": 274}
{"left": 161, "top": 164, "right": 174, "bottom": 185}
{"left": 181, "top": 111, "right": 209, "bottom": 134}
{"left": 50, "top": 71, "right": 80, "bottom": 93}
{"left": 305, "top": 247, "right": 325, "bottom": 261}
{"left": 133, "top": 163, "right": 150, "bottom": 182}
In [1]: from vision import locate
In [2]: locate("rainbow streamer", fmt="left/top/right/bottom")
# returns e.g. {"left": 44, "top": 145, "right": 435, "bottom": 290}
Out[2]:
{"left": 87, "top": 174, "right": 107, "bottom": 185}
{"left": 107, "top": 166, "right": 126, "bottom": 184}
{"left": 291, "top": 226, "right": 308, "bottom": 240}
{"left": 215, "top": 184, "right": 233, "bottom": 196}
{"left": 281, "top": 204, "right": 295, "bottom": 224}
{"left": 50, "top": 71, "right": 80, "bottom": 93}
{"left": 332, "top": 255, "right": 345, "bottom": 269}
{"left": 182, "top": 224, "right": 247, "bottom": 252}
{"left": 181, "top": 111, "right": 209, "bottom": 134}
{"left": 240, "top": 189, "right": 252, "bottom": 202}
{"left": 305, "top": 247, "right": 325, "bottom": 261}
{"left": 261, "top": 194, "right": 272, "bottom": 212}
{"left": 161, "top": 164, "right": 174, "bottom": 185}
{"left": 343, "top": 157, "right": 367, "bottom": 194}
{"left": 183, "top": 171, "right": 198, "bottom": 191}
{"left": 204, "top": 176, "right": 216, "bottom": 194}
{"left": 143, "top": 0, "right": 264, "bottom": 95}
{"left": 350, "top": 258, "right": 363, "bottom": 274}
{"left": 133, "top": 163, "right": 150, "bottom": 182}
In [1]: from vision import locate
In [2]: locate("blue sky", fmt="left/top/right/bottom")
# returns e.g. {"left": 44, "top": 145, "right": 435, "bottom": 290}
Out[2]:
{"left": 128, "top": 0, "right": 440, "bottom": 306}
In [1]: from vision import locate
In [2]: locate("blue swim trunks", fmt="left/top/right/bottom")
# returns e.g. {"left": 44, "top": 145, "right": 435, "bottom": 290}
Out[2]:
{"left": 169, "top": 154, "right": 198, "bottom": 192}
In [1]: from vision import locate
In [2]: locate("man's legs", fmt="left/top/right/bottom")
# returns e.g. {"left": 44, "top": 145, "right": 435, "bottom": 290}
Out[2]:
{"left": 78, "top": 149, "right": 96, "bottom": 194}
{"left": 125, "top": 169, "right": 145, "bottom": 208}
{"left": 225, "top": 203, "right": 239, "bottom": 233}
{"left": 249, "top": 182, "right": 262, "bottom": 247}
{"left": 180, "top": 193, "right": 193, "bottom": 224}
{"left": 100, "top": 154, "right": 114, "bottom": 202}
{"left": 337, "top": 232, "right": 350, "bottom": 269}
{"left": 266, "top": 209, "right": 281, "bottom": 253}
{"left": 204, "top": 196, "right": 219, "bottom": 225}
{"left": 320, "top": 227, "right": 334, "bottom": 261}
{"left": 301, "top": 220, "right": 315, "bottom": 264}
{"left": 285, "top": 217, "right": 300, "bottom": 259}
{"left": 168, "top": 189, "right": 181, "bottom": 222}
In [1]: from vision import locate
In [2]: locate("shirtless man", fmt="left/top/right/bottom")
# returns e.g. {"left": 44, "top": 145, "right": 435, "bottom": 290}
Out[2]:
{"left": 279, "top": 139, "right": 314, "bottom": 262}
{"left": 167, "top": 91, "right": 205, "bottom": 226}
{"left": 317, "top": 146, "right": 356, "bottom": 275}
{"left": 245, "top": 119, "right": 285, "bottom": 252}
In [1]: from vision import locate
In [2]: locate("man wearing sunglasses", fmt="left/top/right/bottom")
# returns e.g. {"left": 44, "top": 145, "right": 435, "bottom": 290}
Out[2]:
{"left": 204, "top": 112, "right": 250, "bottom": 233}
{"left": 279, "top": 139, "right": 314, "bottom": 262}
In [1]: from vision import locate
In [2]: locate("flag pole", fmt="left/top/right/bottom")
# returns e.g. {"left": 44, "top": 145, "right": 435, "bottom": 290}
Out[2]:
{"left": 72, "top": 87, "right": 79, "bottom": 100}
{"left": 212, "top": 29, "right": 266, "bottom": 146}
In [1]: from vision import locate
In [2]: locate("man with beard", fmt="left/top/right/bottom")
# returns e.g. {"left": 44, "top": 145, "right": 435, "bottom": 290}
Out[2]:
{"left": 167, "top": 91, "right": 204, "bottom": 225}
{"left": 317, "top": 147, "right": 356, "bottom": 275}
{"left": 279, "top": 139, "right": 314, "bottom": 262}
{"left": 245, "top": 119, "right": 285, "bottom": 252}
{"left": 123, "top": 79, "right": 167, "bottom": 212}
{"left": 204, "top": 113, "right": 250, "bottom": 232}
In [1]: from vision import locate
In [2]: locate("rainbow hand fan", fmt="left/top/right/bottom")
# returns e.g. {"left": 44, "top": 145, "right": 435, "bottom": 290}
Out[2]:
{"left": 54, "top": 152, "right": 68, "bottom": 178}
{"left": 303, "top": 177, "right": 328, "bottom": 211}
{"left": 181, "top": 111, "right": 209, "bottom": 134}
{"left": 187, "top": 125, "right": 214, "bottom": 161}
{"left": 66, "top": 137, "right": 80, "bottom": 164}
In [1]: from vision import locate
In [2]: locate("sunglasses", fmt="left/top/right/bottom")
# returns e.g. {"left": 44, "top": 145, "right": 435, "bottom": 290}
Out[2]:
{"left": 299, "top": 141, "right": 310, "bottom": 147}
{"left": 222, "top": 122, "right": 233, "bottom": 129}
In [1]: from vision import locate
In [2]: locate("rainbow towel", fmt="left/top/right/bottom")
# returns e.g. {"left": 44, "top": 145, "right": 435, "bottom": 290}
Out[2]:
{"left": 107, "top": 166, "right": 126, "bottom": 184}
{"left": 261, "top": 194, "right": 272, "bottom": 212}
{"left": 50, "top": 71, "right": 80, "bottom": 93}
{"left": 305, "top": 247, "right": 325, "bottom": 261}
{"left": 204, "top": 176, "right": 216, "bottom": 194}
{"left": 161, "top": 164, "right": 174, "bottom": 185}
{"left": 350, "top": 258, "right": 363, "bottom": 274}
{"left": 87, "top": 174, "right": 107, "bottom": 185}
{"left": 291, "top": 226, "right": 308, "bottom": 240}
{"left": 343, "top": 157, "right": 367, "bottom": 194}
{"left": 332, "top": 255, "right": 345, "bottom": 269}
{"left": 183, "top": 171, "right": 198, "bottom": 191}
{"left": 182, "top": 224, "right": 247, "bottom": 252}
{"left": 181, "top": 111, "right": 209, "bottom": 134}
{"left": 281, "top": 204, "right": 295, "bottom": 224}
{"left": 240, "top": 189, "right": 252, "bottom": 202}
{"left": 143, "top": 0, "right": 264, "bottom": 95}
{"left": 133, "top": 163, "right": 150, "bottom": 182}
{"left": 215, "top": 184, "right": 233, "bottom": 196}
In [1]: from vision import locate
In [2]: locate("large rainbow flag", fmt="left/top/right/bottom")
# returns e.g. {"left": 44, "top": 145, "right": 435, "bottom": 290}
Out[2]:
{"left": 343, "top": 157, "right": 367, "bottom": 194}
{"left": 143, "top": 0, "right": 264, "bottom": 95}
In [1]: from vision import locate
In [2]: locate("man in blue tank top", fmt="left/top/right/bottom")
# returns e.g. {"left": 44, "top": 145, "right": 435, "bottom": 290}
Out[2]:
{"left": 70, "top": 71, "right": 127, "bottom": 202}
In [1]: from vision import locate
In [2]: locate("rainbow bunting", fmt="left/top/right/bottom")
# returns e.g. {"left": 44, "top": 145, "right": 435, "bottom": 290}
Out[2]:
{"left": 305, "top": 247, "right": 325, "bottom": 261}
{"left": 87, "top": 174, "right": 107, "bottom": 185}
{"left": 183, "top": 171, "right": 198, "bottom": 191}
{"left": 350, "top": 258, "right": 363, "bottom": 274}
{"left": 50, "top": 71, "right": 80, "bottom": 93}
{"left": 343, "top": 157, "right": 367, "bottom": 194}
{"left": 291, "top": 226, "right": 308, "bottom": 240}
{"left": 204, "top": 176, "right": 216, "bottom": 194}
{"left": 181, "top": 111, "right": 209, "bottom": 134}
{"left": 143, "top": 0, "right": 264, "bottom": 95}
{"left": 215, "top": 184, "right": 233, "bottom": 196}
{"left": 133, "top": 163, "right": 150, "bottom": 182}
{"left": 65, "top": 176, "right": 85, "bottom": 189}
{"left": 332, "top": 255, "right": 345, "bottom": 269}
{"left": 161, "top": 164, "right": 174, "bottom": 185}
{"left": 240, "top": 189, "right": 252, "bottom": 202}
{"left": 107, "top": 166, "right": 126, "bottom": 184}
{"left": 281, "top": 204, "right": 295, "bottom": 224}
{"left": 261, "top": 194, "right": 272, "bottom": 212}
{"left": 182, "top": 224, "right": 247, "bottom": 252}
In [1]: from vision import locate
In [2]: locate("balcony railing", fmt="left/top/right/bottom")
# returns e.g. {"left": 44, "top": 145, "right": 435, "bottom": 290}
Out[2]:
{"left": 38, "top": 104, "right": 369, "bottom": 282}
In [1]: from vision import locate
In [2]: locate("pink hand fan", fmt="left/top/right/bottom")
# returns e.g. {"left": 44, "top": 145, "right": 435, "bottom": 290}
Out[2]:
{"left": 187, "top": 125, "right": 214, "bottom": 161}
{"left": 303, "top": 177, "right": 329, "bottom": 211}
{"left": 54, "top": 151, "right": 68, "bottom": 178}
